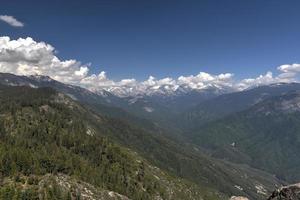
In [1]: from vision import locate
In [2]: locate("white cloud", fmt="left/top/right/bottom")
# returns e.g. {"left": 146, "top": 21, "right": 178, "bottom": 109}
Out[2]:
{"left": 237, "top": 72, "right": 275, "bottom": 90}
{"left": 0, "top": 36, "right": 89, "bottom": 84}
{"left": 177, "top": 72, "right": 234, "bottom": 90}
{"left": 278, "top": 63, "right": 300, "bottom": 73}
{"left": 0, "top": 36, "right": 299, "bottom": 97}
{"left": 0, "top": 15, "right": 24, "bottom": 27}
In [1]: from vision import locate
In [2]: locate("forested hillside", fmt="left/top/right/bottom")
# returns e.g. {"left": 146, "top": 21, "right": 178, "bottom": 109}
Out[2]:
{"left": 188, "top": 91, "right": 300, "bottom": 182}
{"left": 0, "top": 84, "right": 221, "bottom": 200}
{"left": 1, "top": 76, "right": 290, "bottom": 200}
{"left": 178, "top": 83, "right": 300, "bottom": 131}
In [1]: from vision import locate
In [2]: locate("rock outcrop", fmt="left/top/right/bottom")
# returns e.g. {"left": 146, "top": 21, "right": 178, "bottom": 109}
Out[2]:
{"left": 230, "top": 196, "right": 249, "bottom": 200}
{"left": 268, "top": 183, "right": 300, "bottom": 200}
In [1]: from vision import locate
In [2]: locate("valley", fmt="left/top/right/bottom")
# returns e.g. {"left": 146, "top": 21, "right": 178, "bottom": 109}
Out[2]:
{"left": 2, "top": 73, "right": 300, "bottom": 199}
{"left": 2, "top": 2, "right": 300, "bottom": 199}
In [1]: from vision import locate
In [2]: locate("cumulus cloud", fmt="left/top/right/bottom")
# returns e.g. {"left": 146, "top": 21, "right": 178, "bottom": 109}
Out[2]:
{"left": 177, "top": 72, "right": 234, "bottom": 90}
{"left": 0, "top": 36, "right": 89, "bottom": 84}
{"left": 0, "top": 36, "right": 298, "bottom": 97}
{"left": 278, "top": 63, "right": 300, "bottom": 73}
{"left": 0, "top": 15, "right": 24, "bottom": 27}
{"left": 237, "top": 72, "right": 275, "bottom": 90}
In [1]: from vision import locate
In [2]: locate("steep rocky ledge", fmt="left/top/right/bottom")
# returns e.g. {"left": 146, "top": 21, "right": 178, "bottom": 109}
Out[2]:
{"left": 268, "top": 183, "right": 300, "bottom": 200}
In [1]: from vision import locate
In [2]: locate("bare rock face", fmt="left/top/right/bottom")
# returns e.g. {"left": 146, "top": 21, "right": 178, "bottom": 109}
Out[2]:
{"left": 39, "top": 174, "right": 131, "bottom": 200}
{"left": 230, "top": 196, "right": 249, "bottom": 200}
{"left": 268, "top": 183, "right": 300, "bottom": 200}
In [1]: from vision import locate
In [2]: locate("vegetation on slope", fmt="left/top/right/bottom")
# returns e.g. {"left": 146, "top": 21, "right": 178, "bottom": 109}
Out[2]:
{"left": 188, "top": 92, "right": 300, "bottom": 182}
{"left": 0, "top": 84, "right": 222, "bottom": 200}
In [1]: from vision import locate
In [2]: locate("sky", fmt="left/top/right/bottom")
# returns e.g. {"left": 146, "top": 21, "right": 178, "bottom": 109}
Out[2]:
{"left": 1, "top": 0, "right": 300, "bottom": 95}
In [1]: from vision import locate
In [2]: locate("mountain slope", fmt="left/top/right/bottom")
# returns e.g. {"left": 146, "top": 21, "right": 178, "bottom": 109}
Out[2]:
{"left": 112, "top": 88, "right": 224, "bottom": 132}
{"left": 0, "top": 84, "right": 223, "bottom": 200}
{"left": 0, "top": 72, "right": 114, "bottom": 105}
{"left": 179, "top": 83, "right": 300, "bottom": 130}
{"left": 0, "top": 74, "right": 284, "bottom": 199}
{"left": 0, "top": 173, "right": 131, "bottom": 200}
{"left": 0, "top": 73, "right": 227, "bottom": 131}
{"left": 0, "top": 72, "right": 166, "bottom": 134}
{"left": 188, "top": 91, "right": 300, "bottom": 182}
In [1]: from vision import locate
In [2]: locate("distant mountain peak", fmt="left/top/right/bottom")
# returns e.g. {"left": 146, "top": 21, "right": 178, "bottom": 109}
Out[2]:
{"left": 29, "top": 74, "right": 53, "bottom": 82}
{"left": 0, "top": 72, "right": 245, "bottom": 98}
{"left": 268, "top": 82, "right": 298, "bottom": 87}
{"left": 90, "top": 81, "right": 235, "bottom": 98}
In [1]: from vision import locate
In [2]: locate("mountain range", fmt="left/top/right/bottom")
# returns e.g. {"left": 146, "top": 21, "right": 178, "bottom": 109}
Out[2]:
{"left": 2, "top": 72, "right": 300, "bottom": 199}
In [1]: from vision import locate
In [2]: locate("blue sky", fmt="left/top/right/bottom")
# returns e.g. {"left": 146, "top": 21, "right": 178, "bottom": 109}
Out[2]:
{"left": 1, "top": 0, "right": 300, "bottom": 82}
